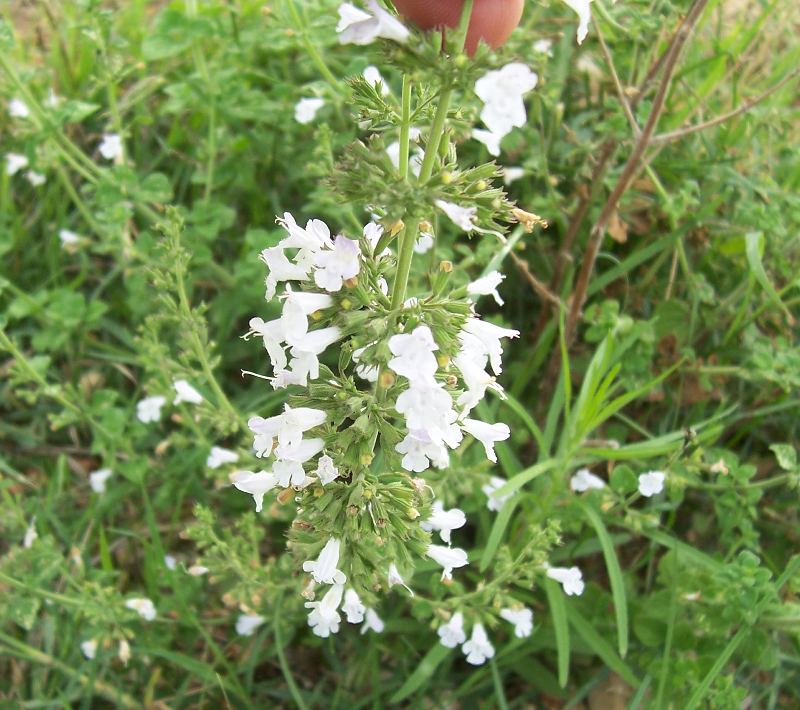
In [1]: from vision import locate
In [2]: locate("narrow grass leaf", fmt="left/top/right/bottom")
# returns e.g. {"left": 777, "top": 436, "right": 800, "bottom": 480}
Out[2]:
{"left": 544, "top": 577, "right": 570, "bottom": 688}
{"left": 581, "top": 503, "right": 629, "bottom": 658}
{"left": 565, "top": 605, "right": 639, "bottom": 687}
{"left": 390, "top": 643, "right": 451, "bottom": 703}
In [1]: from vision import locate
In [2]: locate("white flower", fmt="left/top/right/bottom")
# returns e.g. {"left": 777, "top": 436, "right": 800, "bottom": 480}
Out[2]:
{"left": 315, "top": 455, "right": 339, "bottom": 485}
{"left": 438, "top": 612, "right": 467, "bottom": 648}
{"left": 461, "top": 317, "right": 520, "bottom": 376}
{"left": 421, "top": 501, "right": 466, "bottom": 544}
{"left": 89, "top": 468, "right": 113, "bottom": 494}
{"left": 248, "top": 404, "right": 326, "bottom": 458}
{"left": 294, "top": 97, "right": 325, "bottom": 124}
{"left": 5, "top": 153, "right": 28, "bottom": 176}
{"left": 279, "top": 325, "right": 342, "bottom": 387}
{"left": 361, "top": 608, "right": 384, "bottom": 634}
{"left": 561, "top": 0, "right": 593, "bottom": 44}
{"left": 314, "top": 235, "right": 360, "bottom": 292}
{"left": 187, "top": 564, "right": 209, "bottom": 576}
{"left": 136, "top": 395, "right": 166, "bottom": 423}
{"left": 570, "top": 468, "right": 606, "bottom": 492}
{"left": 503, "top": 166, "right": 525, "bottom": 185}
{"left": 638, "top": 470, "right": 666, "bottom": 497}
{"left": 125, "top": 597, "right": 157, "bottom": 621}
{"left": 118, "top": 639, "right": 131, "bottom": 665}
{"left": 337, "top": 1, "right": 410, "bottom": 46}
{"left": 396, "top": 431, "right": 450, "bottom": 473}
{"left": 414, "top": 231, "right": 434, "bottom": 254}
{"left": 9, "top": 97, "right": 30, "bottom": 118}
{"left": 363, "top": 65, "right": 389, "bottom": 95}
{"left": 533, "top": 38, "right": 554, "bottom": 56}
{"left": 59, "top": 229, "right": 81, "bottom": 249}
{"left": 247, "top": 316, "right": 289, "bottom": 372}
{"left": 303, "top": 537, "right": 346, "bottom": 585}
{"left": 80, "top": 639, "right": 98, "bottom": 660}
{"left": 45, "top": 89, "right": 60, "bottom": 107}
{"left": 462, "top": 623, "right": 495, "bottom": 665}
{"left": 546, "top": 566, "right": 585, "bottom": 596}
{"left": 435, "top": 199, "right": 478, "bottom": 232}
{"left": 388, "top": 325, "right": 439, "bottom": 385}
{"left": 281, "top": 289, "right": 333, "bottom": 343}
{"left": 462, "top": 419, "right": 510, "bottom": 463}
{"left": 236, "top": 614, "right": 265, "bottom": 636}
{"left": 272, "top": 438, "right": 324, "bottom": 487}
{"left": 98, "top": 133, "right": 123, "bottom": 160}
{"left": 25, "top": 170, "right": 46, "bottom": 187}
{"left": 475, "top": 63, "right": 538, "bottom": 139}
{"left": 23, "top": 518, "right": 37, "bottom": 548}
{"left": 467, "top": 271, "right": 506, "bottom": 306}
{"left": 260, "top": 247, "right": 310, "bottom": 302}
{"left": 500, "top": 607, "right": 533, "bottom": 638}
{"left": 472, "top": 128, "right": 503, "bottom": 157}
{"left": 173, "top": 379, "right": 203, "bottom": 405}
{"left": 482, "top": 476, "right": 514, "bottom": 512}
{"left": 231, "top": 470, "right": 279, "bottom": 512}
{"left": 342, "top": 589, "right": 366, "bottom": 623}
{"left": 454, "top": 349, "right": 504, "bottom": 415}
{"left": 427, "top": 544, "right": 469, "bottom": 581}
{"left": 387, "top": 563, "right": 413, "bottom": 595}
{"left": 164, "top": 555, "right": 177, "bottom": 570}
{"left": 207, "top": 446, "right": 239, "bottom": 469}
{"left": 305, "top": 583, "right": 344, "bottom": 638}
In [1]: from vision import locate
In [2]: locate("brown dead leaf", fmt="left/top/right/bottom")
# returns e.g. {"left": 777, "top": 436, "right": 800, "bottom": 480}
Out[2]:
{"left": 608, "top": 211, "right": 628, "bottom": 243}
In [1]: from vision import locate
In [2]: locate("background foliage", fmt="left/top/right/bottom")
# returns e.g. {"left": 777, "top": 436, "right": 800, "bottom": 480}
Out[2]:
{"left": 1, "top": 0, "right": 798, "bottom": 707}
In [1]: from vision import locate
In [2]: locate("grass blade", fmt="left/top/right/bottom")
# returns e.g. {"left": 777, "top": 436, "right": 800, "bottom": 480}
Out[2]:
{"left": 490, "top": 658, "right": 511, "bottom": 710}
{"left": 480, "top": 497, "right": 519, "bottom": 572}
{"left": 581, "top": 503, "right": 629, "bottom": 658}
{"left": 565, "top": 605, "right": 639, "bottom": 687}
{"left": 390, "top": 643, "right": 451, "bottom": 703}
{"left": 544, "top": 578, "right": 570, "bottom": 688}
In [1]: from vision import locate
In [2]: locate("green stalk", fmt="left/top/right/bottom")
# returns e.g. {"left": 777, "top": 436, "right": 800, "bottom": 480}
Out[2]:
{"left": 286, "top": 0, "right": 342, "bottom": 91}
{"left": 417, "top": 88, "right": 452, "bottom": 184}
{"left": 398, "top": 75, "right": 412, "bottom": 181}
{"left": 389, "top": 218, "right": 421, "bottom": 310}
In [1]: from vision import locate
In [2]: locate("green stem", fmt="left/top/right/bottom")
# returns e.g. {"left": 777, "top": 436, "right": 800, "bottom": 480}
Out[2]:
{"left": 398, "top": 75, "right": 412, "bottom": 181}
{"left": 174, "top": 254, "right": 245, "bottom": 430}
{"left": 417, "top": 88, "right": 452, "bottom": 184}
{"left": 286, "top": 0, "right": 341, "bottom": 91}
{"left": 390, "top": 219, "right": 420, "bottom": 310}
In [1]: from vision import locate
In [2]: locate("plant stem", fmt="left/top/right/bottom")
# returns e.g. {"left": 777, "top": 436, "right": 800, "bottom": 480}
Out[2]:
{"left": 390, "top": 219, "right": 421, "bottom": 310}
{"left": 398, "top": 75, "right": 412, "bottom": 181}
{"left": 285, "top": 0, "right": 341, "bottom": 91}
{"left": 417, "top": 88, "right": 452, "bottom": 185}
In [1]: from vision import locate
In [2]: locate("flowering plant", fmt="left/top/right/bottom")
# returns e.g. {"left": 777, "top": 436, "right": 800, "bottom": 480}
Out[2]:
{"left": 229, "top": 1, "right": 555, "bottom": 658}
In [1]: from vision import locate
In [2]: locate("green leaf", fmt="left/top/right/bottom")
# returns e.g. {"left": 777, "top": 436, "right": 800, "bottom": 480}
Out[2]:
{"left": 744, "top": 231, "right": 795, "bottom": 324}
{"left": 479, "top": 497, "right": 519, "bottom": 573}
{"left": 565, "top": 605, "right": 639, "bottom": 687}
{"left": 770, "top": 443, "right": 797, "bottom": 471}
{"left": 544, "top": 578, "right": 570, "bottom": 688}
{"left": 141, "top": 8, "right": 215, "bottom": 60}
{"left": 581, "top": 503, "right": 629, "bottom": 658}
{"left": 390, "top": 643, "right": 451, "bottom": 703}
{"left": 501, "top": 391, "right": 547, "bottom": 453}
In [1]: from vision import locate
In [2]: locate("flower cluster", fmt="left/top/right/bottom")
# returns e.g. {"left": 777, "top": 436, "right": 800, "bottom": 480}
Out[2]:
{"left": 218, "top": 0, "right": 606, "bottom": 665}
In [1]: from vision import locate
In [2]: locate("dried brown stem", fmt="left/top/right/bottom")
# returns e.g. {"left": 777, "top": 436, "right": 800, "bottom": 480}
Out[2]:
{"left": 510, "top": 252, "right": 565, "bottom": 308}
{"left": 594, "top": 17, "right": 640, "bottom": 138}
{"left": 561, "top": 0, "right": 710, "bottom": 347}
{"left": 651, "top": 68, "right": 799, "bottom": 144}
